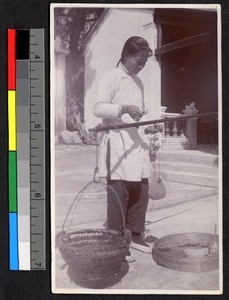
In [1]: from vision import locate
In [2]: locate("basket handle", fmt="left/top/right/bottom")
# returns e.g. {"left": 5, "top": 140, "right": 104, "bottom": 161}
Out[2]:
{"left": 62, "top": 180, "right": 127, "bottom": 234}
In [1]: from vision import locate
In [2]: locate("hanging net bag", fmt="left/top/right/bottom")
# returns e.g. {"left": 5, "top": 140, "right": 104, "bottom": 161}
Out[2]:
{"left": 149, "top": 175, "right": 166, "bottom": 200}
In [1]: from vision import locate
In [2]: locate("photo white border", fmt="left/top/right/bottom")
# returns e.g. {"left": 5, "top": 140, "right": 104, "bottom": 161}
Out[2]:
{"left": 50, "top": 3, "right": 223, "bottom": 294}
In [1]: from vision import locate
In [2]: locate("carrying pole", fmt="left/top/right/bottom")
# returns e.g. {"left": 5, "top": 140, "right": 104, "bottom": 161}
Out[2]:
{"left": 88, "top": 112, "right": 217, "bottom": 133}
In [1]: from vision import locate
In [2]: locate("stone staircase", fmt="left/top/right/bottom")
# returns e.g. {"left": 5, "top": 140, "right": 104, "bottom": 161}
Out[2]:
{"left": 157, "top": 149, "right": 219, "bottom": 188}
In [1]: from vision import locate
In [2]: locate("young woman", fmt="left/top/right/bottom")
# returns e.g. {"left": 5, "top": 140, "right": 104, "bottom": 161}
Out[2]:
{"left": 93, "top": 36, "right": 153, "bottom": 254}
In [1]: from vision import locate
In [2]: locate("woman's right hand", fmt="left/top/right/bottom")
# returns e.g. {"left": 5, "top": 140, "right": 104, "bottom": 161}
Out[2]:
{"left": 121, "top": 105, "right": 143, "bottom": 122}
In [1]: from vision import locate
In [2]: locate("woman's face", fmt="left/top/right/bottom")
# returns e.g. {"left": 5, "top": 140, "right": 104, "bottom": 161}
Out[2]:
{"left": 124, "top": 52, "right": 148, "bottom": 75}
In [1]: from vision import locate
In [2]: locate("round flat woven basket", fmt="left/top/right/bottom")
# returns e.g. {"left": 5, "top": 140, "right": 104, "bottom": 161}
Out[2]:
{"left": 152, "top": 232, "right": 219, "bottom": 272}
{"left": 56, "top": 181, "right": 131, "bottom": 288}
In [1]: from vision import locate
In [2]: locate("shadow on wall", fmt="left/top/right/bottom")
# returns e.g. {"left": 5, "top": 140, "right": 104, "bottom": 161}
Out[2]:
{"left": 66, "top": 53, "right": 84, "bottom": 132}
{"left": 66, "top": 49, "right": 96, "bottom": 132}
{"left": 84, "top": 48, "right": 96, "bottom": 95}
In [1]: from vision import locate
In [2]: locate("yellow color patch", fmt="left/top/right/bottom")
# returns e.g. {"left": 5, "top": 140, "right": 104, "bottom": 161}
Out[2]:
{"left": 8, "top": 90, "right": 16, "bottom": 151}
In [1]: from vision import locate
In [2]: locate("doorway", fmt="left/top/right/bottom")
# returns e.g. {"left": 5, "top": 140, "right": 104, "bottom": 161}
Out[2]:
{"left": 154, "top": 9, "right": 218, "bottom": 144}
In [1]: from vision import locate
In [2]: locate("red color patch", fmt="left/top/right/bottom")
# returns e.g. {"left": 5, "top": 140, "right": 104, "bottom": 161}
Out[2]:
{"left": 8, "top": 29, "right": 16, "bottom": 90}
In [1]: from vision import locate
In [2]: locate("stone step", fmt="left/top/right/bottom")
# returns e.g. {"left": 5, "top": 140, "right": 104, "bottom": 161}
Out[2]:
{"left": 159, "top": 150, "right": 218, "bottom": 166}
{"left": 160, "top": 170, "right": 218, "bottom": 188}
{"left": 155, "top": 160, "right": 218, "bottom": 176}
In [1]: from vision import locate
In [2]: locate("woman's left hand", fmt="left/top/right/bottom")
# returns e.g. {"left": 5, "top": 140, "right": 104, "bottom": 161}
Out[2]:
{"left": 121, "top": 105, "right": 143, "bottom": 122}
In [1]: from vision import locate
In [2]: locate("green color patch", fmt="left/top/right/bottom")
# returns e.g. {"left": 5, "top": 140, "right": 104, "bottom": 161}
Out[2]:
{"left": 9, "top": 151, "right": 17, "bottom": 212}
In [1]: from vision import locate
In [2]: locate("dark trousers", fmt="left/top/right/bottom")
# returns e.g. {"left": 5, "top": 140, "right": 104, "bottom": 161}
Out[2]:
{"left": 107, "top": 178, "right": 149, "bottom": 234}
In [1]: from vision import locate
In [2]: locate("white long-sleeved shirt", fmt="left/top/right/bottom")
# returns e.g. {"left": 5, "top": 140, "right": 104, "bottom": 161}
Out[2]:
{"left": 94, "top": 64, "right": 150, "bottom": 181}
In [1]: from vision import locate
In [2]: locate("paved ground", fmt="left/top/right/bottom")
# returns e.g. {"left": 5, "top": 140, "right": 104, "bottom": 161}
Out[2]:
{"left": 53, "top": 144, "right": 221, "bottom": 294}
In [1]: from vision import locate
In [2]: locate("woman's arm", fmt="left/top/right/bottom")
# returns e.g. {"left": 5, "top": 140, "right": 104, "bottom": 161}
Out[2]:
{"left": 93, "top": 72, "right": 121, "bottom": 119}
{"left": 94, "top": 72, "right": 144, "bottom": 121}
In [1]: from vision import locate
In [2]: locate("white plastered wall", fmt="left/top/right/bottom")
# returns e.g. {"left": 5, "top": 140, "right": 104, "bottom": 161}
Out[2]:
{"left": 84, "top": 8, "right": 161, "bottom": 130}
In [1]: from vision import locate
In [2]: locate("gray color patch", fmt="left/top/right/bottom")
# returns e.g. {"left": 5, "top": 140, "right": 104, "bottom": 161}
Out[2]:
{"left": 18, "top": 215, "right": 30, "bottom": 241}
{"left": 16, "top": 79, "right": 30, "bottom": 105}
{"left": 17, "top": 133, "right": 29, "bottom": 159}
{"left": 17, "top": 160, "right": 30, "bottom": 187}
{"left": 18, "top": 187, "right": 30, "bottom": 215}
{"left": 17, "top": 107, "right": 29, "bottom": 133}
{"left": 16, "top": 61, "right": 29, "bottom": 79}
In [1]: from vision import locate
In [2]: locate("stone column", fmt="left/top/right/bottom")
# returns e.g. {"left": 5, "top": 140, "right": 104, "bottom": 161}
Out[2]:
{"left": 160, "top": 106, "right": 167, "bottom": 138}
{"left": 182, "top": 106, "right": 199, "bottom": 148}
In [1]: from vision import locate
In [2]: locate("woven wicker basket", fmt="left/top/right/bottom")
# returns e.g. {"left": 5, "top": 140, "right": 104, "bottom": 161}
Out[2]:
{"left": 152, "top": 232, "right": 219, "bottom": 272}
{"left": 56, "top": 181, "right": 131, "bottom": 288}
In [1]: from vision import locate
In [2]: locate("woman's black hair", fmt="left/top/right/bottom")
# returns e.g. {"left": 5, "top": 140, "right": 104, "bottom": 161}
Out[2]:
{"left": 116, "top": 36, "right": 153, "bottom": 67}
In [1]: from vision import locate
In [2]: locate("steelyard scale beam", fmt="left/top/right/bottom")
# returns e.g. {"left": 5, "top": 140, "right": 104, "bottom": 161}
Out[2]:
{"left": 88, "top": 112, "right": 217, "bottom": 132}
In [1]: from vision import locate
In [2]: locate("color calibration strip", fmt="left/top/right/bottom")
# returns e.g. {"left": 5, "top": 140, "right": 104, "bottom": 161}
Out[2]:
{"left": 8, "top": 29, "right": 18, "bottom": 270}
{"left": 8, "top": 29, "right": 45, "bottom": 270}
